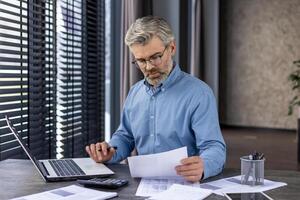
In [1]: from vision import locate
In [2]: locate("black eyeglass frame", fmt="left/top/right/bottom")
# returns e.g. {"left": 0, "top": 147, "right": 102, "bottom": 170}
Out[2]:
{"left": 131, "top": 45, "right": 169, "bottom": 68}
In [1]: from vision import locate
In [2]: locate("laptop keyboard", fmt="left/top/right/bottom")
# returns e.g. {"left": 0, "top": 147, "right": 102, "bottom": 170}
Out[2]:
{"left": 49, "top": 159, "right": 85, "bottom": 176}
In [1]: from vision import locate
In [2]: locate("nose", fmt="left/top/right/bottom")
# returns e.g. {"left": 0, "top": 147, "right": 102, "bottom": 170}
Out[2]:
{"left": 145, "top": 61, "right": 155, "bottom": 71}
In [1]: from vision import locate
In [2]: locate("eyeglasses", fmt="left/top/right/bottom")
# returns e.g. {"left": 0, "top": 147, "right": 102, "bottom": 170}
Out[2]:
{"left": 132, "top": 46, "right": 168, "bottom": 68}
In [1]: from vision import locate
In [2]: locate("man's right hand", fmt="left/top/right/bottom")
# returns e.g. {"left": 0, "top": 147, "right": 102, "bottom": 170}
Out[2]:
{"left": 85, "top": 142, "right": 116, "bottom": 163}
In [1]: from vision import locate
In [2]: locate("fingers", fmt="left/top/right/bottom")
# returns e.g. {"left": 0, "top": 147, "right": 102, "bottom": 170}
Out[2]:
{"left": 175, "top": 156, "right": 204, "bottom": 182}
{"left": 180, "top": 156, "right": 201, "bottom": 165}
{"left": 176, "top": 163, "right": 199, "bottom": 172}
{"left": 86, "top": 143, "right": 97, "bottom": 161}
{"left": 85, "top": 142, "right": 115, "bottom": 163}
{"left": 85, "top": 145, "right": 91, "bottom": 156}
{"left": 177, "top": 168, "right": 201, "bottom": 176}
{"left": 96, "top": 142, "right": 109, "bottom": 156}
{"left": 184, "top": 175, "right": 203, "bottom": 182}
{"left": 95, "top": 142, "right": 108, "bottom": 162}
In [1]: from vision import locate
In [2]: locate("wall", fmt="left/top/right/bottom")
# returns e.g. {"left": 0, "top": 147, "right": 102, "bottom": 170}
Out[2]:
{"left": 220, "top": 0, "right": 300, "bottom": 129}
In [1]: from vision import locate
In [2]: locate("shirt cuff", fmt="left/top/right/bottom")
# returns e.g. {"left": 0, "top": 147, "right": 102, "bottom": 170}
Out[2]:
{"left": 201, "top": 156, "right": 224, "bottom": 180}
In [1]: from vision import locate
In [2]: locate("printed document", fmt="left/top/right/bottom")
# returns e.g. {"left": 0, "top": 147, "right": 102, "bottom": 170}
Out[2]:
{"left": 136, "top": 177, "right": 200, "bottom": 197}
{"left": 10, "top": 185, "right": 117, "bottom": 200}
{"left": 148, "top": 184, "right": 212, "bottom": 200}
{"left": 128, "top": 146, "right": 187, "bottom": 178}
{"left": 199, "top": 175, "right": 287, "bottom": 196}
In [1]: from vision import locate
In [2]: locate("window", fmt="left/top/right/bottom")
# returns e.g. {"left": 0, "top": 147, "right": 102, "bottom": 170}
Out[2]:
{"left": 0, "top": 0, "right": 106, "bottom": 160}
{"left": 104, "top": 0, "right": 111, "bottom": 141}
{"left": 0, "top": 0, "right": 29, "bottom": 159}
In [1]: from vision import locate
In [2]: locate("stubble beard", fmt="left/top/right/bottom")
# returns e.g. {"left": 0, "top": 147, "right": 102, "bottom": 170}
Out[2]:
{"left": 144, "top": 60, "right": 173, "bottom": 87}
{"left": 146, "top": 72, "right": 168, "bottom": 87}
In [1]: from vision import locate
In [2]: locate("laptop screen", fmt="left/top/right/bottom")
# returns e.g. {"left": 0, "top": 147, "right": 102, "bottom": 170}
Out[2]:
{"left": 5, "top": 116, "right": 47, "bottom": 181}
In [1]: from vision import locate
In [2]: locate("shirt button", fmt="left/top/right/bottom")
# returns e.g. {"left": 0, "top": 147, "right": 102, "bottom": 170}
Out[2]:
{"left": 150, "top": 115, "right": 154, "bottom": 119}
{"left": 150, "top": 134, "right": 154, "bottom": 137}
{"left": 151, "top": 96, "right": 155, "bottom": 100}
{"left": 161, "top": 88, "right": 165, "bottom": 92}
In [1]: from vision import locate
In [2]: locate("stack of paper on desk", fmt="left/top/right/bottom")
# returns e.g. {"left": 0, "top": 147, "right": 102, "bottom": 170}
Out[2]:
{"left": 148, "top": 184, "right": 212, "bottom": 200}
{"left": 199, "top": 175, "right": 287, "bottom": 196}
{"left": 10, "top": 185, "right": 117, "bottom": 200}
{"left": 136, "top": 177, "right": 200, "bottom": 197}
{"left": 128, "top": 147, "right": 196, "bottom": 197}
{"left": 128, "top": 146, "right": 187, "bottom": 178}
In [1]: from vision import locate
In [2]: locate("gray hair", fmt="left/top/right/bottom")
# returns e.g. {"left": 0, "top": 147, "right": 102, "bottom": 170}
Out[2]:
{"left": 125, "top": 16, "right": 175, "bottom": 47}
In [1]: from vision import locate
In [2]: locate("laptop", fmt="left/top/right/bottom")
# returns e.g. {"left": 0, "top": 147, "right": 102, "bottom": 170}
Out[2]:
{"left": 5, "top": 115, "right": 114, "bottom": 182}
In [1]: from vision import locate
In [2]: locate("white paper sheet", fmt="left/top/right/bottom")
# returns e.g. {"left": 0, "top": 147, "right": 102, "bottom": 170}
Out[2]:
{"left": 148, "top": 184, "right": 212, "bottom": 200}
{"left": 128, "top": 146, "right": 188, "bottom": 178}
{"left": 10, "top": 185, "right": 117, "bottom": 200}
{"left": 199, "top": 175, "right": 287, "bottom": 196}
{"left": 136, "top": 177, "right": 200, "bottom": 197}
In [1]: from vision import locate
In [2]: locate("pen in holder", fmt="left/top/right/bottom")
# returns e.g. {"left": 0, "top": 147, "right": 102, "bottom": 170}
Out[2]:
{"left": 240, "top": 152, "right": 265, "bottom": 186}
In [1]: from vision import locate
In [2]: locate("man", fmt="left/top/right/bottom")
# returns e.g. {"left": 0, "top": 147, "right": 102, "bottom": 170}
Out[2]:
{"left": 86, "top": 16, "right": 226, "bottom": 182}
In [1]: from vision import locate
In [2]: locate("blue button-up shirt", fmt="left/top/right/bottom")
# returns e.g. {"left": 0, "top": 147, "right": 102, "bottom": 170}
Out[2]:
{"left": 109, "top": 64, "right": 226, "bottom": 179}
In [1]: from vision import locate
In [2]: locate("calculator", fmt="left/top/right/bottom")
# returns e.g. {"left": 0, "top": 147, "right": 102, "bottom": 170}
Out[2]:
{"left": 77, "top": 178, "right": 128, "bottom": 189}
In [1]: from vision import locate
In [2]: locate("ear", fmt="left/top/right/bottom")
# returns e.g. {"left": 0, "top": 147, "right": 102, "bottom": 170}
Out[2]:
{"left": 169, "top": 40, "right": 176, "bottom": 56}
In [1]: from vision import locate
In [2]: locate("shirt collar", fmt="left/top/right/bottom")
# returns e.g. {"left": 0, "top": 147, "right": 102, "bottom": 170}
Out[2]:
{"left": 143, "top": 62, "right": 182, "bottom": 91}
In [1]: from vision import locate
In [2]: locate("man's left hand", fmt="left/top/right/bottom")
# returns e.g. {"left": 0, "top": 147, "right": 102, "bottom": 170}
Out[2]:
{"left": 175, "top": 156, "right": 204, "bottom": 182}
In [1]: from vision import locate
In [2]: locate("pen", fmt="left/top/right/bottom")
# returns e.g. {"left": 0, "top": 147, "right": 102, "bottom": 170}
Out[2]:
{"left": 98, "top": 146, "right": 118, "bottom": 152}
{"left": 258, "top": 153, "right": 264, "bottom": 160}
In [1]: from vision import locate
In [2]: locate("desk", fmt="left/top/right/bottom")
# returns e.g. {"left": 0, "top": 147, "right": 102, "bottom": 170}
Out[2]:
{"left": 0, "top": 159, "right": 299, "bottom": 200}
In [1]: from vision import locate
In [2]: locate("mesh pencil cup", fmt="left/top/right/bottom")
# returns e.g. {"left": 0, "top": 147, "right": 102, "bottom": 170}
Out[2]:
{"left": 240, "top": 156, "right": 265, "bottom": 186}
